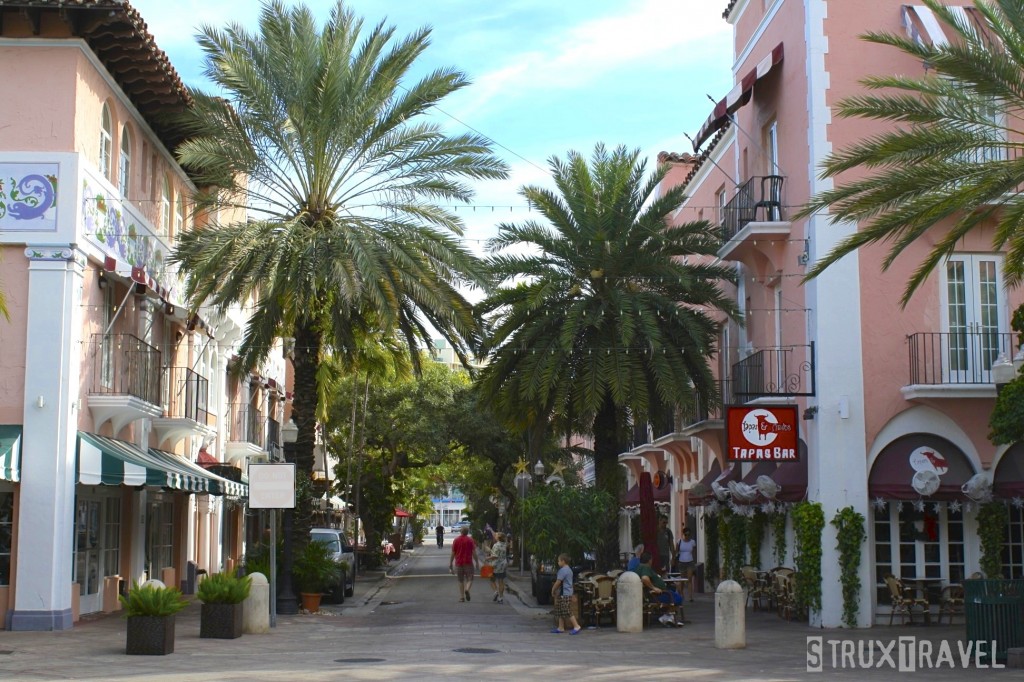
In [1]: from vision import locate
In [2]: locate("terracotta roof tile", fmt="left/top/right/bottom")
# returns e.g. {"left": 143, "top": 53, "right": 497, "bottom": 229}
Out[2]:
{"left": 680, "top": 122, "right": 730, "bottom": 192}
{"left": 0, "top": 0, "right": 192, "bottom": 150}
{"left": 723, "top": 1, "right": 739, "bottom": 20}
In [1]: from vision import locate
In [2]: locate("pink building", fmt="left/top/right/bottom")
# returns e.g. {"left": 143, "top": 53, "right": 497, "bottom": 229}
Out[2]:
{"left": 0, "top": 1, "right": 285, "bottom": 630}
{"left": 620, "top": 0, "right": 1024, "bottom": 627}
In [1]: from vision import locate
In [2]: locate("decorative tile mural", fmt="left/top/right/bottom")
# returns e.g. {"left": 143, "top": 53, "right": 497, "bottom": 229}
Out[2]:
{"left": 0, "top": 163, "right": 59, "bottom": 231}
{"left": 81, "top": 171, "right": 179, "bottom": 302}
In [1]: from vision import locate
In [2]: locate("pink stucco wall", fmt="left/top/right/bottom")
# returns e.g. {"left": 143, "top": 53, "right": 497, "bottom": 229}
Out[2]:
{"left": 0, "top": 247, "right": 29, "bottom": 425}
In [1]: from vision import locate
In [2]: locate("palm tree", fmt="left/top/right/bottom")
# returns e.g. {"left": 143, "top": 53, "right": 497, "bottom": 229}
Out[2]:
{"left": 799, "top": 0, "right": 1024, "bottom": 306}
{"left": 476, "top": 144, "right": 737, "bottom": 566}
{"left": 170, "top": 0, "right": 508, "bottom": 543}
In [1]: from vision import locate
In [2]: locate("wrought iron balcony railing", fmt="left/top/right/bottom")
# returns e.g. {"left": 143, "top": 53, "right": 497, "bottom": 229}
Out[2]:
{"left": 163, "top": 366, "right": 209, "bottom": 423}
{"left": 90, "top": 333, "right": 162, "bottom": 405}
{"left": 731, "top": 343, "right": 815, "bottom": 400}
{"left": 228, "top": 403, "right": 265, "bottom": 449}
{"left": 907, "top": 331, "right": 1017, "bottom": 385}
{"left": 720, "top": 175, "right": 785, "bottom": 243}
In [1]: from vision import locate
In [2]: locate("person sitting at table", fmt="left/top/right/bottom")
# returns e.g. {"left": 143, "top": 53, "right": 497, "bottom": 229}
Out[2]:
{"left": 635, "top": 552, "right": 684, "bottom": 627}
{"left": 627, "top": 543, "right": 644, "bottom": 572}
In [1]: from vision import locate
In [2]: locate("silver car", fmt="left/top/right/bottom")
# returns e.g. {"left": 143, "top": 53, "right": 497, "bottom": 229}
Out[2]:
{"left": 310, "top": 528, "right": 356, "bottom": 601}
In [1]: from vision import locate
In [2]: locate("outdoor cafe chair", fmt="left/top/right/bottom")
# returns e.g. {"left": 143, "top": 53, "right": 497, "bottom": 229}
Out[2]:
{"left": 740, "top": 565, "right": 770, "bottom": 611}
{"left": 884, "top": 574, "right": 930, "bottom": 625}
{"left": 590, "top": 576, "right": 616, "bottom": 627}
{"left": 937, "top": 584, "right": 964, "bottom": 625}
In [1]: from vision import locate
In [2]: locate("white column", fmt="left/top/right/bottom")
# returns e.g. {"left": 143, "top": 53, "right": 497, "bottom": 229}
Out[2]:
{"left": 804, "top": 0, "right": 872, "bottom": 628}
{"left": 197, "top": 495, "right": 210, "bottom": 572}
{"left": 10, "top": 247, "right": 84, "bottom": 631}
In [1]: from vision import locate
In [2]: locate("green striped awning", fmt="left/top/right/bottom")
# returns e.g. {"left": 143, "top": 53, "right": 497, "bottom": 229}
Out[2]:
{"left": 77, "top": 433, "right": 208, "bottom": 492}
{"left": 0, "top": 425, "right": 22, "bottom": 482}
{"left": 149, "top": 448, "right": 248, "bottom": 498}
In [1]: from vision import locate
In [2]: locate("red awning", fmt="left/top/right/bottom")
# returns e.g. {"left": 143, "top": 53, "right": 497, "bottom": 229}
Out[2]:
{"left": 995, "top": 444, "right": 1024, "bottom": 499}
{"left": 688, "top": 461, "right": 740, "bottom": 506}
{"left": 394, "top": 508, "right": 411, "bottom": 518}
{"left": 772, "top": 458, "right": 807, "bottom": 503}
{"left": 692, "top": 42, "right": 784, "bottom": 151}
{"left": 869, "top": 434, "right": 975, "bottom": 501}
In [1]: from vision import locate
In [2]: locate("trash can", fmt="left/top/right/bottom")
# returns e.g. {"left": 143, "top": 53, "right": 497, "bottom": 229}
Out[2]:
{"left": 964, "top": 579, "right": 1024, "bottom": 663}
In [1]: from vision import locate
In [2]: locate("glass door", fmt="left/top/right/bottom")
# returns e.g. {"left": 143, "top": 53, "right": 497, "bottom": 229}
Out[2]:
{"left": 944, "top": 255, "right": 1006, "bottom": 383}
{"left": 146, "top": 499, "right": 174, "bottom": 581}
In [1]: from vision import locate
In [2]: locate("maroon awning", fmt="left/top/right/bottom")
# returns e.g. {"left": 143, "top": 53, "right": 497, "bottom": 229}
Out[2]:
{"left": 869, "top": 434, "right": 975, "bottom": 501}
{"left": 736, "top": 460, "right": 779, "bottom": 504}
{"left": 687, "top": 459, "right": 721, "bottom": 506}
{"left": 773, "top": 458, "right": 807, "bottom": 503}
{"left": 394, "top": 507, "right": 411, "bottom": 518}
{"left": 693, "top": 42, "right": 784, "bottom": 151}
{"left": 995, "top": 443, "right": 1024, "bottom": 499}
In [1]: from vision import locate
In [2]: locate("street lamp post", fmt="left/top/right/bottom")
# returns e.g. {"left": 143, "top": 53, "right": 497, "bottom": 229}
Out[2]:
{"left": 277, "top": 418, "right": 299, "bottom": 615}
{"left": 993, "top": 352, "right": 1017, "bottom": 395}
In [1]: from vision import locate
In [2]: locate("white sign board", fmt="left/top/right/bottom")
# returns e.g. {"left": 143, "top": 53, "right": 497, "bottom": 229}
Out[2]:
{"left": 248, "top": 463, "right": 296, "bottom": 509}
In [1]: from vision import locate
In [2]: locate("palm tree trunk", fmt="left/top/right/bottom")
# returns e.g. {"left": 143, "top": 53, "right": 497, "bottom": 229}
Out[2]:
{"left": 592, "top": 396, "right": 626, "bottom": 570}
{"left": 290, "top": 320, "right": 322, "bottom": 549}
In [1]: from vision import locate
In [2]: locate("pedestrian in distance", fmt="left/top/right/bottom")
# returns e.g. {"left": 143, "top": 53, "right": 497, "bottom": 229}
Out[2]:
{"left": 487, "top": 532, "right": 508, "bottom": 603}
{"left": 435, "top": 522, "right": 444, "bottom": 548}
{"left": 656, "top": 515, "right": 674, "bottom": 575}
{"left": 550, "top": 553, "right": 582, "bottom": 635}
{"left": 626, "top": 543, "right": 644, "bottom": 572}
{"left": 676, "top": 528, "right": 697, "bottom": 601}
{"left": 449, "top": 525, "right": 479, "bottom": 601}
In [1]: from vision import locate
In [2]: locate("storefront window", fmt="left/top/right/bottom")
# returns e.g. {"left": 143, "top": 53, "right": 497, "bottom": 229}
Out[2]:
{"left": 873, "top": 503, "right": 964, "bottom": 607}
{"left": 0, "top": 493, "right": 13, "bottom": 585}
{"left": 146, "top": 499, "right": 174, "bottom": 580}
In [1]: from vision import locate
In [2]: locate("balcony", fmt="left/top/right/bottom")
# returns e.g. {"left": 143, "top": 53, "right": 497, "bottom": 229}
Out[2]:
{"left": 151, "top": 367, "right": 216, "bottom": 449}
{"left": 731, "top": 343, "right": 815, "bottom": 401}
{"left": 224, "top": 403, "right": 269, "bottom": 465}
{"left": 718, "top": 175, "right": 792, "bottom": 262}
{"left": 87, "top": 333, "right": 163, "bottom": 433}
{"left": 903, "top": 331, "right": 1017, "bottom": 400}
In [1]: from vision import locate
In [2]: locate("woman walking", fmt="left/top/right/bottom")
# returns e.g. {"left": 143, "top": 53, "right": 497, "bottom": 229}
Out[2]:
{"left": 487, "top": 533, "right": 509, "bottom": 603}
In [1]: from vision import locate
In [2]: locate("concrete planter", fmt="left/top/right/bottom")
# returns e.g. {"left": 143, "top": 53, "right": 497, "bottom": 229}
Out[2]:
{"left": 126, "top": 615, "right": 176, "bottom": 655}
{"left": 200, "top": 602, "right": 243, "bottom": 639}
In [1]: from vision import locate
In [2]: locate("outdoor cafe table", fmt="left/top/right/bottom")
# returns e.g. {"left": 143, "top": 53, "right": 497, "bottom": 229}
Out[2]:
{"left": 902, "top": 577, "right": 944, "bottom": 624}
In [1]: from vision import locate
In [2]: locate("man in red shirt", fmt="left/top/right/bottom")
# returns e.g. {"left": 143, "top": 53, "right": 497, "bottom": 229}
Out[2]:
{"left": 449, "top": 526, "right": 479, "bottom": 602}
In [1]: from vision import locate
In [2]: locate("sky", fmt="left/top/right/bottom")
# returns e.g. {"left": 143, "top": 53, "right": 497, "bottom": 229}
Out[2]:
{"left": 130, "top": 0, "right": 733, "bottom": 258}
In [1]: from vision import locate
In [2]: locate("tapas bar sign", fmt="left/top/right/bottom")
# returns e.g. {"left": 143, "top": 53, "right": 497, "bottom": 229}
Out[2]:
{"left": 726, "top": 405, "right": 799, "bottom": 461}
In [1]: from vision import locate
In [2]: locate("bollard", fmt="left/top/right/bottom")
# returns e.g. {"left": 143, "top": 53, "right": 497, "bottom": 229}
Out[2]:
{"left": 243, "top": 572, "right": 270, "bottom": 634}
{"left": 715, "top": 580, "right": 745, "bottom": 649}
{"left": 616, "top": 571, "right": 643, "bottom": 633}
{"left": 141, "top": 579, "right": 166, "bottom": 589}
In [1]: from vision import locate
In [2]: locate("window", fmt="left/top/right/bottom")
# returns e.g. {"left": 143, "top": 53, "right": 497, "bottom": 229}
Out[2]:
{"left": 873, "top": 504, "right": 964, "bottom": 609}
{"left": 943, "top": 254, "right": 1006, "bottom": 382}
{"left": 716, "top": 186, "right": 727, "bottom": 225}
{"left": 160, "top": 178, "right": 171, "bottom": 237}
{"left": 99, "top": 104, "right": 113, "bottom": 180}
{"left": 174, "top": 195, "right": 184, "bottom": 239}
{"left": 765, "top": 119, "right": 779, "bottom": 175}
{"left": 146, "top": 499, "right": 174, "bottom": 581}
{"left": 119, "top": 128, "right": 132, "bottom": 196}
{"left": 1005, "top": 505, "right": 1024, "bottom": 579}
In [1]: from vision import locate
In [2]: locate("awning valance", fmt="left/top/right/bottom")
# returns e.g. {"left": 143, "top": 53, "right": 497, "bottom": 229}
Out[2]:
{"left": 688, "top": 460, "right": 741, "bottom": 506}
{"left": 78, "top": 432, "right": 207, "bottom": 491}
{"left": 692, "top": 42, "right": 784, "bottom": 151}
{"left": 149, "top": 448, "right": 248, "bottom": 497}
{"left": 0, "top": 425, "right": 22, "bottom": 482}
{"left": 994, "top": 444, "right": 1024, "bottom": 499}
{"left": 772, "top": 458, "right": 807, "bottom": 503}
{"left": 869, "top": 434, "right": 975, "bottom": 501}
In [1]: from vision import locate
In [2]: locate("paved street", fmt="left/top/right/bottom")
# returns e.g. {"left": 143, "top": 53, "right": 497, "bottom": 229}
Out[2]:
{"left": 0, "top": 537, "right": 1018, "bottom": 680}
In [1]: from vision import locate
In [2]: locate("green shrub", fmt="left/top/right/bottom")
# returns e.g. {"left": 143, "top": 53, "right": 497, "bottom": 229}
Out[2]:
{"left": 197, "top": 572, "right": 252, "bottom": 605}
{"left": 119, "top": 582, "right": 188, "bottom": 617}
{"left": 294, "top": 540, "right": 342, "bottom": 593}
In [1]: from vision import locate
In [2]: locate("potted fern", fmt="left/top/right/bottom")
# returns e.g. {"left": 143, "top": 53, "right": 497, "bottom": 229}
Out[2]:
{"left": 120, "top": 581, "right": 188, "bottom": 655}
{"left": 293, "top": 540, "right": 341, "bottom": 614}
{"left": 197, "top": 572, "right": 251, "bottom": 639}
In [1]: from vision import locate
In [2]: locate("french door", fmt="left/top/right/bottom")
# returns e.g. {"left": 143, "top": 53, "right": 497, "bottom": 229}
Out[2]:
{"left": 944, "top": 255, "right": 1007, "bottom": 383}
{"left": 74, "top": 495, "right": 121, "bottom": 614}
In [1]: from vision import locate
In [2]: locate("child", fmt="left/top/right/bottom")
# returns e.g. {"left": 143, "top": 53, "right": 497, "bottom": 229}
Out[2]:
{"left": 550, "top": 553, "right": 582, "bottom": 635}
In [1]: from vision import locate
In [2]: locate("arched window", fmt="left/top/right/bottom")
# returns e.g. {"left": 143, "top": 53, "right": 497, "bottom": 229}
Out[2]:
{"left": 99, "top": 104, "right": 113, "bottom": 179}
{"left": 161, "top": 177, "right": 171, "bottom": 236}
{"left": 119, "top": 127, "right": 132, "bottom": 195}
{"left": 174, "top": 195, "right": 184, "bottom": 238}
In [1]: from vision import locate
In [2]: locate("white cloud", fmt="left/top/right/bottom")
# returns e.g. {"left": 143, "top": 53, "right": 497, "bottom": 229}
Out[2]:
{"left": 453, "top": 0, "right": 730, "bottom": 119}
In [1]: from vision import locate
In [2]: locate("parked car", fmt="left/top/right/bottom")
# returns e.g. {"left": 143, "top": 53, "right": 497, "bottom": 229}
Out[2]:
{"left": 310, "top": 528, "right": 356, "bottom": 601}
{"left": 451, "top": 520, "right": 470, "bottom": 531}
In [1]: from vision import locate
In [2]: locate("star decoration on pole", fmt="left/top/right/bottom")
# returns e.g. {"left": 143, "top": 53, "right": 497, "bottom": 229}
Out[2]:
{"left": 549, "top": 462, "right": 567, "bottom": 479}
{"left": 514, "top": 458, "right": 529, "bottom": 475}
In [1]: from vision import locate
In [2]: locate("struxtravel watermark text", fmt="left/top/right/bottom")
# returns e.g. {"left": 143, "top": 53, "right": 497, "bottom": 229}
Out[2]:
{"left": 806, "top": 636, "right": 1006, "bottom": 672}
